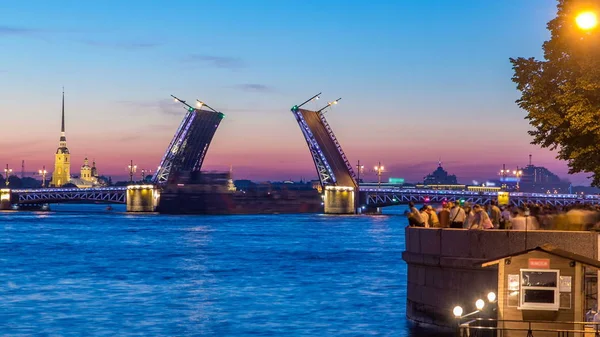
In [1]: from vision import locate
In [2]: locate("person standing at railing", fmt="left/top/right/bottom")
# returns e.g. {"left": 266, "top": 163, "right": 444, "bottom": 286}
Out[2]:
{"left": 426, "top": 205, "right": 440, "bottom": 227}
{"left": 463, "top": 205, "right": 475, "bottom": 229}
{"left": 408, "top": 202, "right": 425, "bottom": 227}
{"left": 500, "top": 206, "right": 511, "bottom": 229}
{"left": 420, "top": 206, "right": 430, "bottom": 228}
{"left": 489, "top": 200, "right": 501, "bottom": 228}
{"left": 438, "top": 203, "right": 450, "bottom": 228}
{"left": 470, "top": 204, "right": 493, "bottom": 229}
{"left": 449, "top": 202, "right": 466, "bottom": 229}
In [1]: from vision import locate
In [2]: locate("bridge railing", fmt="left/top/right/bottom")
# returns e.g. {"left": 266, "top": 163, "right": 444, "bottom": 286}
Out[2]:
{"left": 359, "top": 187, "right": 596, "bottom": 199}
{"left": 360, "top": 188, "right": 600, "bottom": 207}
{"left": 12, "top": 187, "right": 127, "bottom": 193}
{"left": 12, "top": 187, "right": 128, "bottom": 204}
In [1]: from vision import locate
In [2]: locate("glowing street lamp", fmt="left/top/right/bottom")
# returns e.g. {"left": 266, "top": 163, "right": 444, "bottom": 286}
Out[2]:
{"left": 4, "top": 164, "right": 12, "bottom": 187}
{"left": 128, "top": 160, "right": 137, "bottom": 183}
{"left": 317, "top": 97, "right": 342, "bottom": 113}
{"left": 39, "top": 166, "right": 48, "bottom": 187}
{"left": 140, "top": 169, "right": 152, "bottom": 182}
{"left": 515, "top": 168, "right": 523, "bottom": 191}
{"left": 488, "top": 292, "right": 497, "bottom": 303}
{"left": 374, "top": 162, "right": 385, "bottom": 190}
{"left": 475, "top": 299, "right": 485, "bottom": 311}
{"left": 576, "top": 11, "right": 598, "bottom": 31}
{"left": 453, "top": 306, "right": 463, "bottom": 318}
{"left": 356, "top": 160, "right": 365, "bottom": 186}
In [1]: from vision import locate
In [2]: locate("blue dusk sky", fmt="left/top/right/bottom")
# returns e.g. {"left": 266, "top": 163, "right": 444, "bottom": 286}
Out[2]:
{"left": 0, "top": 0, "right": 587, "bottom": 184}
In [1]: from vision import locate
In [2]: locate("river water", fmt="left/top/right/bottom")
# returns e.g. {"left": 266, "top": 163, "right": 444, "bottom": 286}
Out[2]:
{"left": 0, "top": 204, "right": 437, "bottom": 336}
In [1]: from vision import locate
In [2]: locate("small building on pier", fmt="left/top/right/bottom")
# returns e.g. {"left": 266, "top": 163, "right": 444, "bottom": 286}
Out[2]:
{"left": 480, "top": 244, "right": 600, "bottom": 336}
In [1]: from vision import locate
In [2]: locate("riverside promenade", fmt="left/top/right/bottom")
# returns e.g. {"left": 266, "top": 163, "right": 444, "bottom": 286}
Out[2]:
{"left": 402, "top": 227, "right": 599, "bottom": 329}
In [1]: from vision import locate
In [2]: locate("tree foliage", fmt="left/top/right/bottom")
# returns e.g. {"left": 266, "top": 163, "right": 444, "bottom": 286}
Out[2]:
{"left": 511, "top": 0, "right": 600, "bottom": 185}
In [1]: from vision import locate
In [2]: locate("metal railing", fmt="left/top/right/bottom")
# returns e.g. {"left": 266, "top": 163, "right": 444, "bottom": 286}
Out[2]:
{"left": 459, "top": 318, "right": 600, "bottom": 337}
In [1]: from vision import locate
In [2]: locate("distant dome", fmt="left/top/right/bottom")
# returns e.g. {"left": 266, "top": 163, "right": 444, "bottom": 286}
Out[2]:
{"left": 423, "top": 163, "right": 458, "bottom": 185}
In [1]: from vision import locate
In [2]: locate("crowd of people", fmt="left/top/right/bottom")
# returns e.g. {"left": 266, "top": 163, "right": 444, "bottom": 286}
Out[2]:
{"left": 404, "top": 200, "right": 600, "bottom": 231}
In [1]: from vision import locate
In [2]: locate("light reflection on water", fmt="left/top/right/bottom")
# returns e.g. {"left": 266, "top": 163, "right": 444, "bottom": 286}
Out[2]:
{"left": 0, "top": 204, "right": 442, "bottom": 336}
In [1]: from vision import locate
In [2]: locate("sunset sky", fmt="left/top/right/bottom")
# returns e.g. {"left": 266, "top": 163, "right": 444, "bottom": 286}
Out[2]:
{"left": 0, "top": 0, "right": 590, "bottom": 184}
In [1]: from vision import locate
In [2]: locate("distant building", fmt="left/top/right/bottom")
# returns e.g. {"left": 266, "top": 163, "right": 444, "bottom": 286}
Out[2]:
{"left": 81, "top": 158, "right": 92, "bottom": 181}
{"left": 519, "top": 164, "right": 570, "bottom": 193}
{"left": 51, "top": 91, "right": 71, "bottom": 187}
{"left": 423, "top": 162, "right": 458, "bottom": 185}
{"left": 71, "top": 158, "right": 101, "bottom": 188}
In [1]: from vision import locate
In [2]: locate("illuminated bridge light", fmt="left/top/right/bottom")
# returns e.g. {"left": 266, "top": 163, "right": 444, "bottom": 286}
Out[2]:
{"left": 324, "top": 185, "right": 354, "bottom": 192}
{"left": 127, "top": 185, "right": 155, "bottom": 190}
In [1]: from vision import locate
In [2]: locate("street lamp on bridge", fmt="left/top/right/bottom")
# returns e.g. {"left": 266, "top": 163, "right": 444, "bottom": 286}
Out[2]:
{"left": 374, "top": 162, "right": 385, "bottom": 190}
{"left": 514, "top": 168, "right": 523, "bottom": 191}
{"left": 128, "top": 160, "right": 137, "bottom": 183}
{"left": 356, "top": 160, "right": 364, "bottom": 185}
{"left": 4, "top": 164, "right": 12, "bottom": 187}
{"left": 291, "top": 92, "right": 322, "bottom": 112}
{"left": 141, "top": 169, "right": 152, "bottom": 183}
{"left": 317, "top": 97, "right": 342, "bottom": 113}
{"left": 39, "top": 166, "right": 47, "bottom": 187}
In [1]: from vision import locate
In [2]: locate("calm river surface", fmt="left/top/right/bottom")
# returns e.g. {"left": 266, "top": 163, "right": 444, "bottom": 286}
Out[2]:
{"left": 0, "top": 204, "right": 438, "bottom": 336}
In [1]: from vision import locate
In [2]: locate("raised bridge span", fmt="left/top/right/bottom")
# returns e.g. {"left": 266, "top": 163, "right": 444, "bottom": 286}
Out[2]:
{"left": 290, "top": 93, "right": 600, "bottom": 213}
{"left": 1, "top": 96, "right": 224, "bottom": 212}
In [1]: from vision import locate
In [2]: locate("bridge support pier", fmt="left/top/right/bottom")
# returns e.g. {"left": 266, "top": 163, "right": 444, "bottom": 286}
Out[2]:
{"left": 0, "top": 189, "right": 11, "bottom": 210}
{"left": 323, "top": 186, "right": 355, "bottom": 214}
{"left": 126, "top": 185, "right": 159, "bottom": 212}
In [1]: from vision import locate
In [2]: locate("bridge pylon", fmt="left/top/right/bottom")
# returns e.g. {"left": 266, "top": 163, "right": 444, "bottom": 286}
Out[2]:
{"left": 291, "top": 93, "right": 357, "bottom": 214}
{"left": 126, "top": 185, "right": 159, "bottom": 212}
{"left": 323, "top": 186, "right": 355, "bottom": 214}
{"left": 0, "top": 189, "right": 12, "bottom": 210}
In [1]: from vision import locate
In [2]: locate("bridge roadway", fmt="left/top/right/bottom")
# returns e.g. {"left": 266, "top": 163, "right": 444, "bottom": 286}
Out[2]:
{"left": 360, "top": 187, "right": 600, "bottom": 208}
{"left": 296, "top": 108, "right": 356, "bottom": 187}
{"left": 10, "top": 186, "right": 600, "bottom": 209}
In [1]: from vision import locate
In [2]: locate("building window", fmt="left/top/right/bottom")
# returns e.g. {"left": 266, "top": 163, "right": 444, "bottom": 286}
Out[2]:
{"left": 519, "top": 269, "right": 560, "bottom": 310}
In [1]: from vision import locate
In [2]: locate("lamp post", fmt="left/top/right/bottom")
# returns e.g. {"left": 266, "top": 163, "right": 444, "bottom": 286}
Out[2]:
{"left": 453, "top": 298, "right": 486, "bottom": 337}
{"left": 140, "top": 169, "right": 151, "bottom": 183}
{"left": 374, "top": 162, "right": 384, "bottom": 190}
{"left": 515, "top": 168, "right": 523, "bottom": 191}
{"left": 128, "top": 160, "right": 137, "bottom": 183}
{"left": 4, "top": 164, "right": 12, "bottom": 187}
{"left": 356, "top": 160, "right": 364, "bottom": 186}
{"left": 39, "top": 166, "right": 47, "bottom": 187}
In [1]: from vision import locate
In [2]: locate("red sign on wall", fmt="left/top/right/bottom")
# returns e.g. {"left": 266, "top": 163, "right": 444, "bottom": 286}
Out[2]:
{"left": 528, "top": 258, "right": 550, "bottom": 269}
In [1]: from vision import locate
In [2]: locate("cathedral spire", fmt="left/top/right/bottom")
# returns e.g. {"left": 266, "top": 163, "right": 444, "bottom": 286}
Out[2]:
{"left": 52, "top": 87, "right": 71, "bottom": 187}
{"left": 61, "top": 87, "right": 65, "bottom": 134}
{"left": 57, "top": 88, "right": 68, "bottom": 151}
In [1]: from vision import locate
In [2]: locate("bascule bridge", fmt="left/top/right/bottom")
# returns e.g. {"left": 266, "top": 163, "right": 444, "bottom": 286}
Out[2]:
{"left": 291, "top": 93, "right": 358, "bottom": 214}
{"left": 4, "top": 96, "right": 225, "bottom": 212}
